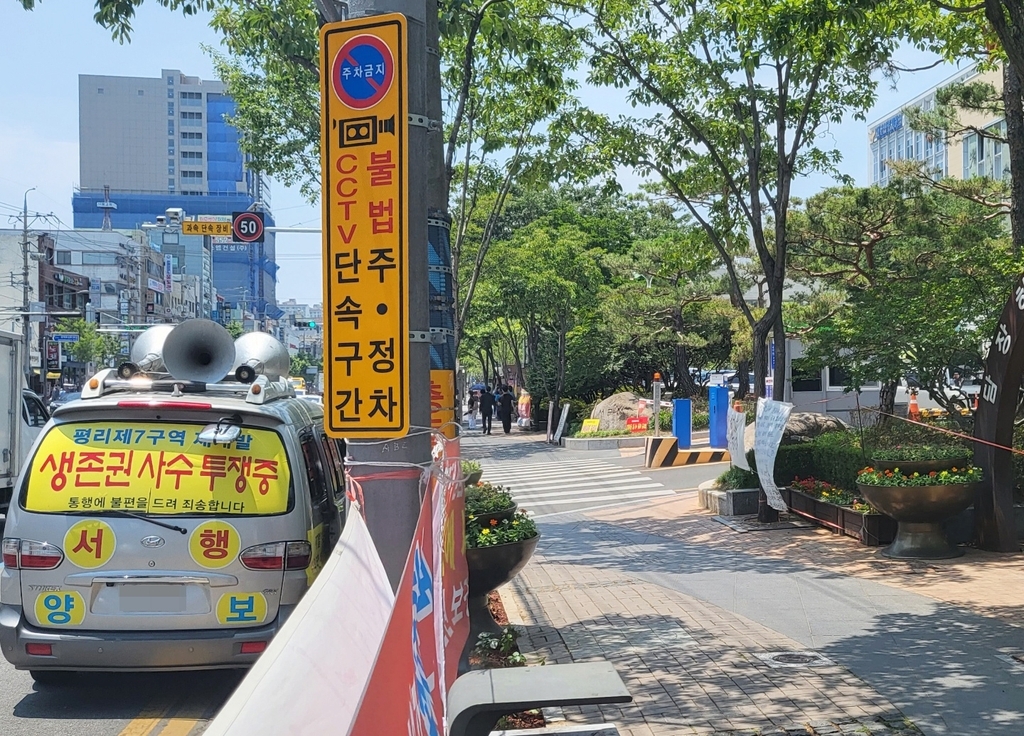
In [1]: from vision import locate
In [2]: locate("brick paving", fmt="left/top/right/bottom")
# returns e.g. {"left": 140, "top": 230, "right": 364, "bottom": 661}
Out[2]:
{"left": 498, "top": 489, "right": 1024, "bottom": 735}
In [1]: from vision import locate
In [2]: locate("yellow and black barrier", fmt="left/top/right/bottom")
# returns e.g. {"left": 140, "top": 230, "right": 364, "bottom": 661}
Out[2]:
{"left": 644, "top": 437, "right": 730, "bottom": 468}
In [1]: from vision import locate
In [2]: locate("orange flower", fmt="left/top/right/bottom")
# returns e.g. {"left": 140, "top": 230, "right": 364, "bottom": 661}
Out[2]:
{"left": 490, "top": 518, "right": 498, "bottom": 526}
{"left": 929, "top": 471, "right": 937, "bottom": 477}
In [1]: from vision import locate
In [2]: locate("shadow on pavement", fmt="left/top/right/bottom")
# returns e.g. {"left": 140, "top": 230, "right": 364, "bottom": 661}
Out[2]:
{"left": 11, "top": 669, "right": 243, "bottom": 720}
{"left": 524, "top": 518, "right": 1024, "bottom": 735}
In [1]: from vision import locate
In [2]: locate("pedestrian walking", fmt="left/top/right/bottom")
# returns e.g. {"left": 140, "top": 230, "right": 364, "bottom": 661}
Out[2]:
{"left": 498, "top": 386, "right": 515, "bottom": 435}
{"left": 465, "top": 391, "right": 478, "bottom": 430}
{"left": 479, "top": 386, "right": 495, "bottom": 434}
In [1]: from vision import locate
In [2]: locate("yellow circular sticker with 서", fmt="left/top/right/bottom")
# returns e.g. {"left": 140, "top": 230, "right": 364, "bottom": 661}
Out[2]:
{"left": 189, "top": 521, "right": 240, "bottom": 569}
{"left": 216, "top": 592, "right": 268, "bottom": 625}
{"left": 64, "top": 520, "right": 116, "bottom": 568}
{"left": 35, "top": 590, "right": 86, "bottom": 627}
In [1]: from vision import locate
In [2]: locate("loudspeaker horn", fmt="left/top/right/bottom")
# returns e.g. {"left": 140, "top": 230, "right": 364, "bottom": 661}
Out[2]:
{"left": 162, "top": 319, "right": 237, "bottom": 384}
{"left": 127, "top": 324, "right": 176, "bottom": 373}
{"left": 232, "top": 332, "right": 291, "bottom": 383}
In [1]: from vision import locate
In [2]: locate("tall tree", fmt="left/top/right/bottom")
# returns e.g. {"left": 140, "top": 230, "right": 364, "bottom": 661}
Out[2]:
{"left": 790, "top": 180, "right": 1021, "bottom": 425}
{"left": 556, "top": 0, "right": 962, "bottom": 398}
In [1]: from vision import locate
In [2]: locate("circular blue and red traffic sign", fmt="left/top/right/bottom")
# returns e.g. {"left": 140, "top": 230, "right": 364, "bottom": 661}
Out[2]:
{"left": 331, "top": 34, "right": 395, "bottom": 110}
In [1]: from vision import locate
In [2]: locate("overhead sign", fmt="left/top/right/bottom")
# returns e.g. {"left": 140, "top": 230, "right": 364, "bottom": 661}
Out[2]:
{"left": 164, "top": 254, "right": 173, "bottom": 293}
{"left": 50, "top": 333, "right": 80, "bottom": 344}
{"left": 321, "top": 14, "right": 409, "bottom": 437}
{"left": 183, "top": 220, "right": 232, "bottom": 237}
{"left": 232, "top": 211, "right": 265, "bottom": 243}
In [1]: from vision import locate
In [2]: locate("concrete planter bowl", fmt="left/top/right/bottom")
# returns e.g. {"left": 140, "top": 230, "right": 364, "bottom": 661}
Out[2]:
{"left": 469, "top": 501, "right": 518, "bottom": 528}
{"left": 871, "top": 457, "right": 970, "bottom": 475}
{"left": 465, "top": 535, "right": 540, "bottom": 640}
{"left": 856, "top": 482, "right": 976, "bottom": 559}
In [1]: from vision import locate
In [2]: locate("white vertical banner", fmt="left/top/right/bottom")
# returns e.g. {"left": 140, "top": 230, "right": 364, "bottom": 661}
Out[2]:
{"left": 754, "top": 398, "right": 793, "bottom": 512}
{"left": 727, "top": 407, "right": 749, "bottom": 471}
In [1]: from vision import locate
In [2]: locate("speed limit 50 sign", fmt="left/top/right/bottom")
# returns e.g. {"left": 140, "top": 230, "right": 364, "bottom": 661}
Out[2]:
{"left": 232, "top": 211, "right": 265, "bottom": 243}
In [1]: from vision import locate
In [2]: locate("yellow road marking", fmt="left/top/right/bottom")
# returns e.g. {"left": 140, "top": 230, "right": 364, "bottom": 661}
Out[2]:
{"left": 153, "top": 692, "right": 216, "bottom": 736}
{"left": 116, "top": 700, "right": 175, "bottom": 736}
{"left": 156, "top": 717, "right": 201, "bottom": 736}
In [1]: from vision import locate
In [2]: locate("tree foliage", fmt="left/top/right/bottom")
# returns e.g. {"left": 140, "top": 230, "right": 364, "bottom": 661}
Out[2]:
{"left": 54, "top": 319, "right": 121, "bottom": 364}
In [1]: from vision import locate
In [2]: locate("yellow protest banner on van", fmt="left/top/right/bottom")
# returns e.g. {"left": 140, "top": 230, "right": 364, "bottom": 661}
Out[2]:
{"left": 25, "top": 423, "right": 291, "bottom": 516}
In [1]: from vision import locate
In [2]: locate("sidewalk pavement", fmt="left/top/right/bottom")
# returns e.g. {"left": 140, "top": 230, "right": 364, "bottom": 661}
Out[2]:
{"left": 503, "top": 493, "right": 1024, "bottom": 736}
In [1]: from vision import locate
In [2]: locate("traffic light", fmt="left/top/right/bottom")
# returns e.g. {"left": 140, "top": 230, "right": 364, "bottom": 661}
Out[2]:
{"left": 307, "top": 321, "right": 316, "bottom": 329}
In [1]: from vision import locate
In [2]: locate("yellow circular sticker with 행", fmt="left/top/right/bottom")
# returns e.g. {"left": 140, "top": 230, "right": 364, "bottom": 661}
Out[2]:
{"left": 63, "top": 520, "right": 116, "bottom": 569}
{"left": 189, "top": 521, "right": 240, "bottom": 569}
{"left": 216, "top": 592, "right": 268, "bottom": 625}
{"left": 34, "top": 590, "right": 87, "bottom": 627}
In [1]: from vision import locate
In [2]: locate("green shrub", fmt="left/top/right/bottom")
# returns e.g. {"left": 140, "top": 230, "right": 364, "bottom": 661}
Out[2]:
{"left": 745, "top": 431, "right": 863, "bottom": 490}
{"left": 693, "top": 411, "right": 710, "bottom": 430}
{"left": 717, "top": 465, "right": 759, "bottom": 490}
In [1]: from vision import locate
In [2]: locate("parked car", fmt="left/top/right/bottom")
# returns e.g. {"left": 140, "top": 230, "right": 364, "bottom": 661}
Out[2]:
{"left": 46, "top": 390, "right": 81, "bottom": 412}
{"left": 1, "top": 320, "right": 345, "bottom": 683}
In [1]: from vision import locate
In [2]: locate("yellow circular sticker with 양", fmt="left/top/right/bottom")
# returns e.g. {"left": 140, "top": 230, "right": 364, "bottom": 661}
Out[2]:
{"left": 216, "top": 592, "right": 268, "bottom": 625}
{"left": 64, "top": 520, "right": 116, "bottom": 569}
{"left": 189, "top": 521, "right": 240, "bottom": 569}
{"left": 35, "top": 590, "right": 86, "bottom": 627}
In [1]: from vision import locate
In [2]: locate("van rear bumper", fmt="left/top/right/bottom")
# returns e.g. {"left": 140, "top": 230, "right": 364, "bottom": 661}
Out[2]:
{"left": 0, "top": 603, "right": 295, "bottom": 671}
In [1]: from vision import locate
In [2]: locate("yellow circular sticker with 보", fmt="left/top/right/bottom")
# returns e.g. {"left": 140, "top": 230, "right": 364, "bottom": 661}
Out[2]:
{"left": 216, "top": 592, "right": 268, "bottom": 625}
{"left": 189, "top": 521, "right": 240, "bottom": 569}
{"left": 63, "top": 520, "right": 116, "bottom": 569}
{"left": 35, "top": 590, "right": 86, "bottom": 627}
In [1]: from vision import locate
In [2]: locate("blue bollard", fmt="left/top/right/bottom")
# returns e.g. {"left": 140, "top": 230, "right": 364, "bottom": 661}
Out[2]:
{"left": 672, "top": 399, "right": 691, "bottom": 450}
{"left": 708, "top": 386, "right": 729, "bottom": 449}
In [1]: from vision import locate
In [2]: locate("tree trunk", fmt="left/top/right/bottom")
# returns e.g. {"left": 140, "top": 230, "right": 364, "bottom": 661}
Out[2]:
{"left": 673, "top": 342, "right": 699, "bottom": 397}
{"left": 878, "top": 379, "right": 897, "bottom": 425}
{"left": 752, "top": 320, "right": 771, "bottom": 399}
{"left": 1004, "top": 62, "right": 1024, "bottom": 258}
{"left": 736, "top": 360, "right": 750, "bottom": 399}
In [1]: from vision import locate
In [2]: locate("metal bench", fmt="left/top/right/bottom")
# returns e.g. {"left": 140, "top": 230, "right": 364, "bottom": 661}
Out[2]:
{"left": 447, "top": 661, "right": 632, "bottom": 736}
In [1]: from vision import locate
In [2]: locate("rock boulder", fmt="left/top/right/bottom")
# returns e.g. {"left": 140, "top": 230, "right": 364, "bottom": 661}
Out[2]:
{"left": 782, "top": 412, "right": 850, "bottom": 444}
{"left": 591, "top": 392, "right": 652, "bottom": 431}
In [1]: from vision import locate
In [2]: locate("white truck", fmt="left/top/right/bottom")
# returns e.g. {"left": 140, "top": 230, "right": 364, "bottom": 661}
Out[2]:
{"left": 0, "top": 330, "right": 49, "bottom": 514}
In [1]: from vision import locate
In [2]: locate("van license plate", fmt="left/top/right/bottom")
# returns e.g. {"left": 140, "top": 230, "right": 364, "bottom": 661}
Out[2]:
{"left": 119, "top": 584, "right": 187, "bottom": 613}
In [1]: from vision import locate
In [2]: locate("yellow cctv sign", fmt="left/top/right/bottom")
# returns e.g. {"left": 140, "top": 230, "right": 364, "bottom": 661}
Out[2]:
{"left": 182, "top": 220, "right": 231, "bottom": 237}
{"left": 320, "top": 14, "right": 410, "bottom": 438}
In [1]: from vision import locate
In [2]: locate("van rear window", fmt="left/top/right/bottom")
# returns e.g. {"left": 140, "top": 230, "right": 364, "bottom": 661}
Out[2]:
{"left": 23, "top": 422, "right": 292, "bottom": 516}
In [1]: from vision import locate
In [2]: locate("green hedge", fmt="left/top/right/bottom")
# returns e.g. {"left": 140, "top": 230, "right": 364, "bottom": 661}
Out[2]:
{"left": 745, "top": 431, "right": 865, "bottom": 491}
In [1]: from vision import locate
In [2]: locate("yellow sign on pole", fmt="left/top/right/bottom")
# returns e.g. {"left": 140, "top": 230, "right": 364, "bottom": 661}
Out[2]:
{"left": 182, "top": 220, "right": 231, "bottom": 237}
{"left": 320, "top": 14, "right": 410, "bottom": 438}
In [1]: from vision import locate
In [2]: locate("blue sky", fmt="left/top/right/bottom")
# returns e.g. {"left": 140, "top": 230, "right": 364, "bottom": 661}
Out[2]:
{"left": 0, "top": 2, "right": 970, "bottom": 302}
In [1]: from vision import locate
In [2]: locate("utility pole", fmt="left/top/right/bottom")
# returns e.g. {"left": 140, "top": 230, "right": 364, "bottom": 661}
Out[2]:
{"left": 319, "top": 0, "right": 440, "bottom": 589}
{"left": 20, "top": 188, "right": 37, "bottom": 386}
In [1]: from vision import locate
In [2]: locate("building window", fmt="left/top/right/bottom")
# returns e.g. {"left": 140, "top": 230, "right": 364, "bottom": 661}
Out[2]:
{"left": 168, "top": 102, "right": 174, "bottom": 116}
{"left": 180, "top": 111, "right": 202, "bottom": 120}
{"left": 169, "top": 180, "right": 175, "bottom": 191}
{"left": 168, "top": 121, "right": 175, "bottom": 135}
{"left": 168, "top": 142, "right": 175, "bottom": 156}
{"left": 167, "top": 75, "right": 174, "bottom": 85}
{"left": 181, "top": 151, "right": 203, "bottom": 161}
{"left": 180, "top": 132, "right": 203, "bottom": 142}
{"left": 181, "top": 171, "right": 204, "bottom": 180}
{"left": 82, "top": 252, "right": 119, "bottom": 265}
{"left": 168, "top": 163, "right": 175, "bottom": 175}
{"left": 167, "top": 88, "right": 174, "bottom": 99}
{"left": 55, "top": 251, "right": 71, "bottom": 265}
{"left": 138, "top": 89, "right": 145, "bottom": 96}
{"left": 97, "top": 87, "right": 104, "bottom": 94}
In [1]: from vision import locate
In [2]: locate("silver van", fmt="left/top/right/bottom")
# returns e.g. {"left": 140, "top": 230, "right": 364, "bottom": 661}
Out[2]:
{"left": 0, "top": 321, "right": 345, "bottom": 683}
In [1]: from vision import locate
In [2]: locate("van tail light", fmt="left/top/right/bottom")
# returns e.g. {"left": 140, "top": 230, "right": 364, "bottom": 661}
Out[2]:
{"left": 2, "top": 539, "right": 63, "bottom": 570}
{"left": 239, "top": 541, "right": 312, "bottom": 571}
{"left": 240, "top": 641, "right": 267, "bottom": 654}
{"left": 19, "top": 540, "right": 65, "bottom": 570}
{"left": 285, "top": 541, "right": 312, "bottom": 571}
{"left": 240, "top": 543, "right": 284, "bottom": 570}
{"left": 26, "top": 644, "right": 53, "bottom": 656}
{"left": 2, "top": 538, "right": 18, "bottom": 568}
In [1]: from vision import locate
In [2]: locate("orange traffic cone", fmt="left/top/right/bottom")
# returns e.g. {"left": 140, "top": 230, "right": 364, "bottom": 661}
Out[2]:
{"left": 908, "top": 391, "right": 922, "bottom": 422}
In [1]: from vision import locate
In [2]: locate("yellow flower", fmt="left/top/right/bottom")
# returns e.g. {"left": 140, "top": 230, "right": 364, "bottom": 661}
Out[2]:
{"left": 481, "top": 529, "right": 490, "bottom": 535}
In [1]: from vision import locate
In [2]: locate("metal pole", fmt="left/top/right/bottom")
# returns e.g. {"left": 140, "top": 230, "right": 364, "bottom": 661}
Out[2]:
{"left": 653, "top": 372, "right": 662, "bottom": 437}
{"left": 21, "top": 188, "right": 35, "bottom": 384}
{"left": 322, "top": 0, "right": 435, "bottom": 590}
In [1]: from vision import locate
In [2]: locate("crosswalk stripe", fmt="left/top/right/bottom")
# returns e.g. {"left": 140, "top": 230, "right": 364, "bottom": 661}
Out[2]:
{"left": 501, "top": 471, "right": 642, "bottom": 487}
{"left": 526, "top": 489, "right": 675, "bottom": 509}
{"left": 532, "top": 490, "right": 696, "bottom": 519}
{"left": 514, "top": 483, "right": 665, "bottom": 501}
{"left": 510, "top": 479, "right": 655, "bottom": 495}
{"left": 490, "top": 465, "right": 633, "bottom": 478}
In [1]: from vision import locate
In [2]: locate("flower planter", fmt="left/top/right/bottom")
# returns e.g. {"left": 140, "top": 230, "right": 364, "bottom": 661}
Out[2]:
{"left": 871, "top": 457, "right": 969, "bottom": 475}
{"left": 469, "top": 502, "right": 519, "bottom": 528}
{"left": 856, "top": 482, "right": 976, "bottom": 559}
{"left": 466, "top": 535, "right": 540, "bottom": 640}
{"left": 781, "top": 488, "right": 895, "bottom": 546}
